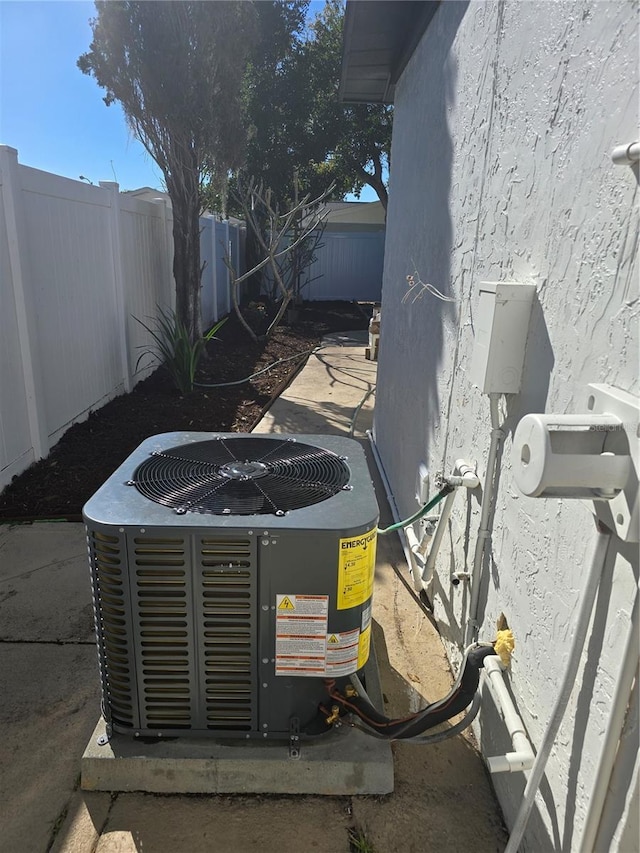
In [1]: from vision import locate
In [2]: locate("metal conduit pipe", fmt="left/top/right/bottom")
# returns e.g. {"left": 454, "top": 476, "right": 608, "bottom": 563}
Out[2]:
{"left": 483, "top": 655, "right": 534, "bottom": 773}
{"left": 579, "top": 586, "right": 639, "bottom": 853}
{"left": 465, "top": 393, "right": 504, "bottom": 646}
{"left": 366, "top": 430, "right": 401, "bottom": 520}
{"left": 504, "top": 524, "right": 612, "bottom": 853}
{"left": 366, "top": 431, "right": 422, "bottom": 590}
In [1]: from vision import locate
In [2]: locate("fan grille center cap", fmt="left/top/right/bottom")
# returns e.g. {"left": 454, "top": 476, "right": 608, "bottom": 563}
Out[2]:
{"left": 219, "top": 461, "right": 269, "bottom": 480}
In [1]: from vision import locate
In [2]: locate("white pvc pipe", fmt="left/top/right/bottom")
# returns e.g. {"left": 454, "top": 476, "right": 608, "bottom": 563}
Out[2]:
{"left": 422, "top": 490, "right": 457, "bottom": 584}
{"left": 504, "top": 525, "right": 612, "bottom": 853}
{"left": 465, "top": 393, "right": 504, "bottom": 646}
{"left": 483, "top": 655, "right": 534, "bottom": 774}
{"left": 405, "top": 524, "right": 430, "bottom": 591}
{"left": 578, "top": 587, "right": 639, "bottom": 853}
{"left": 611, "top": 141, "right": 640, "bottom": 165}
{"left": 594, "top": 670, "right": 639, "bottom": 851}
{"left": 368, "top": 431, "right": 468, "bottom": 593}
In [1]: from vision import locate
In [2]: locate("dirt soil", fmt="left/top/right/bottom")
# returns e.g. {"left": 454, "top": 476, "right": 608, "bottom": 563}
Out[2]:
{"left": 0, "top": 301, "right": 371, "bottom": 522}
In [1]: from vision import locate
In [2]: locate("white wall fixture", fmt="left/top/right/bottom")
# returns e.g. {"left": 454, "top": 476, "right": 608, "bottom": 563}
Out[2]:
{"left": 611, "top": 141, "right": 640, "bottom": 165}
{"left": 415, "top": 462, "right": 430, "bottom": 506}
{"left": 512, "top": 384, "right": 639, "bottom": 541}
{"left": 470, "top": 282, "right": 536, "bottom": 395}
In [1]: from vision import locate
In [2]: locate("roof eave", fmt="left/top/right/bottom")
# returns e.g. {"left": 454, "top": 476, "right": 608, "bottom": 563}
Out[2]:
{"left": 339, "top": 1, "right": 440, "bottom": 104}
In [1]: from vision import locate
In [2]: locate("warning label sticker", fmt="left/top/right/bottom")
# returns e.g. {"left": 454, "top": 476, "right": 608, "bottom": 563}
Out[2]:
{"left": 337, "top": 528, "right": 377, "bottom": 610}
{"left": 275, "top": 595, "right": 328, "bottom": 677}
{"left": 325, "top": 627, "right": 360, "bottom": 676}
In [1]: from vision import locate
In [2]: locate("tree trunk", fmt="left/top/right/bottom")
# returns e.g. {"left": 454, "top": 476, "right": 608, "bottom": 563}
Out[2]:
{"left": 169, "top": 168, "right": 202, "bottom": 344}
{"left": 358, "top": 164, "right": 388, "bottom": 215}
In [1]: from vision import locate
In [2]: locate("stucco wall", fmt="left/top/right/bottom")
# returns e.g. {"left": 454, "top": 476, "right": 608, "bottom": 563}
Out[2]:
{"left": 373, "top": 1, "right": 638, "bottom": 850}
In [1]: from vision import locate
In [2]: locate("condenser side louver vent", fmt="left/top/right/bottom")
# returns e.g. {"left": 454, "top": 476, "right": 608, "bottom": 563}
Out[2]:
{"left": 133, "top": 536, "right": 193, "bottom": 730}
{"left": 89, "top": 527, "right": 259, "bottom": 734}
{"left": 88, "top": 530, "right": 136, "bottom": 729}
{"left": 199, "top": 537, "right": 257, "bottom": 731}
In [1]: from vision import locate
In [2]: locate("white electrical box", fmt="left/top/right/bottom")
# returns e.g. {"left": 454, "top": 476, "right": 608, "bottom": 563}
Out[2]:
{"left": 471, "top": 281, "right": 536, "bottom": 394}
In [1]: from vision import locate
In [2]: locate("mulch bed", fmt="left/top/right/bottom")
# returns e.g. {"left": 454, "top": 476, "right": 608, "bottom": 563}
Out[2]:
{"left": 0, "top": 301, "right": 371, "bottom": 522}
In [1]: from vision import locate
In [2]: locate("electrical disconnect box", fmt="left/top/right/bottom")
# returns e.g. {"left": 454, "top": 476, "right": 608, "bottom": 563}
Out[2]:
{"left": 471, "top": 282, "right": 536, "bottom": 395}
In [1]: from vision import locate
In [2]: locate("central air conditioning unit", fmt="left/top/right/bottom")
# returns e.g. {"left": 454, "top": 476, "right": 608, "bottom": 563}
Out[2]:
{"left": 83, "top": 432, "right": 379, "bottom": 740}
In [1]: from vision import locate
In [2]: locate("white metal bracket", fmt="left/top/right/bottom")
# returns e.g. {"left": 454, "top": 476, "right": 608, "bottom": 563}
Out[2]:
{"left": 586, "top": 384, "right": 639, "bottom": 542}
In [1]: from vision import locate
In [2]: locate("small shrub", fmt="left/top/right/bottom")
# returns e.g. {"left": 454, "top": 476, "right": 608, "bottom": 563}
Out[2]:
{"left": 135, "top": 306, "right": 227, "bottom": 394}
{"left": 348, "top": 827, "right": 375, "bottom": 853}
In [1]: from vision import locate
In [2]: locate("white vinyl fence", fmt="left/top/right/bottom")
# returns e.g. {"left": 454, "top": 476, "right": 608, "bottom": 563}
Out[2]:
{"left": 0, "top": 146, "right": 244, "bottom": 490}
{"left": 261, "top": 230, "right": 385, "bottom": 303}
{"left": 300, "top": 231, "right": 385, "bottom": 302}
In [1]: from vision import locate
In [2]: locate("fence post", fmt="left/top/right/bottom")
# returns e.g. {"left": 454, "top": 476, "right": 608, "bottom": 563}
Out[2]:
{"left": 153, "top": 196, "right": 174, "bottom": 310}
{"left": 0, "top": 145, "right": 49, "bottom": 460}
{"left": 210, "top": 216, "right": 219, "bottom": 322}
{"left": 233, "top": 222, "right": 241, "bottom": 306}
{"left": 100, "top": 181, "right": 131, "bottom": 392}
{"left": 224, "top": 219, "right": 231, "bottom": 315}
{"left": 200, "top": 214, "right": 218, "bottom": 324}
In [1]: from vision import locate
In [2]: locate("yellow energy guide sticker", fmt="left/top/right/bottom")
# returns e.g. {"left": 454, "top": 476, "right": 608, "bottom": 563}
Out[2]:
{"left": 337, "top": 527, "right": 377, "bottom": 610}
{"left": 358, "top": 625, "right": 371, "bottom": 669}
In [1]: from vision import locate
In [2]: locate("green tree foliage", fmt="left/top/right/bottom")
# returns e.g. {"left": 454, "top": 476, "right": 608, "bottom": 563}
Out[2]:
{"left": 299, "top": 0, "right": 392, "bottom": 209}
{"left": 230, "top": 0, "right": 392, "bottom": 213}
{"left": 78, "top": 1, "right": 257, "bottom": 342}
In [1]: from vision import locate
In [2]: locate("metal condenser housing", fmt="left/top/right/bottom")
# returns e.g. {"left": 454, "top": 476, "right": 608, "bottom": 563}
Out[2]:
{"left": 83, "top": 432, "right": 379, "bottom": 739}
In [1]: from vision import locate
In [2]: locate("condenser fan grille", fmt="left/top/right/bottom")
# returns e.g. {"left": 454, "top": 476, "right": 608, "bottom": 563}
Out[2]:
{"left": 130, "top": 436, "right": 351, "bottom": 515}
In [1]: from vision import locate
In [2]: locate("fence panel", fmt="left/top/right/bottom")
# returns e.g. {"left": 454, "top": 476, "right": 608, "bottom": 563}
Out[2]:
{"left": 214, "top": 220, "right": 230, "bottom": 317}
{"left": 301, "top": 231, "right": 385, "bottom": 302}
{"left": 200, "top": 215, "right": 216, "bottom": 327}
{"left": 120, "top": 194, "right": 173, "bottom": 381}
{"left": 20, "top": 166, "right": 123, "bottom": 446}
{"left": 0, "top": 147, "right": 377, "bottom": 492}
{"left": 0, "top": 173, "right": 33, "bottom": 482}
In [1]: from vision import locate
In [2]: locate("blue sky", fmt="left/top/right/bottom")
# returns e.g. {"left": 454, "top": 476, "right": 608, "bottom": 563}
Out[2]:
{"left": 0, "top": 1, "right": 164, "bottom": 189}
{"left": 0, "top": 0, "right": 374, "bottom": 198}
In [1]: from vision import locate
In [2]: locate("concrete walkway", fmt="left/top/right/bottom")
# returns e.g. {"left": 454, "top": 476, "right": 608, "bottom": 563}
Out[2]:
{"left": 0, "top": 332, "right": 507, "bottom": 853}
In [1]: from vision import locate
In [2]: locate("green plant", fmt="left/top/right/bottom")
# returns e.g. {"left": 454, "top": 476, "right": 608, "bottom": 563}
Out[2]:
{"left": 135, "top": 306, "right": 227, "bottom": 394}
{"left": 348, "top": 827, "right": 375, "bottom": 853}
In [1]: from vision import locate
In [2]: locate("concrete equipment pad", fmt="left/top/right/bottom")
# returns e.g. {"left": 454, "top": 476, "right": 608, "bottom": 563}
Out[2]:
{"left": 81, "top": 647, "right": 393, "bottom": 796}
{"left": 82, "top": 720, "right": 393, "bottom": 796}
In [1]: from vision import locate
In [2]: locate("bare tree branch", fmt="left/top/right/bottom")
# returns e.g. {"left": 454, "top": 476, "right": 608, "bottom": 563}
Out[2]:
{"left": 223, "top": 180, "right": 333, "bottom": 341}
